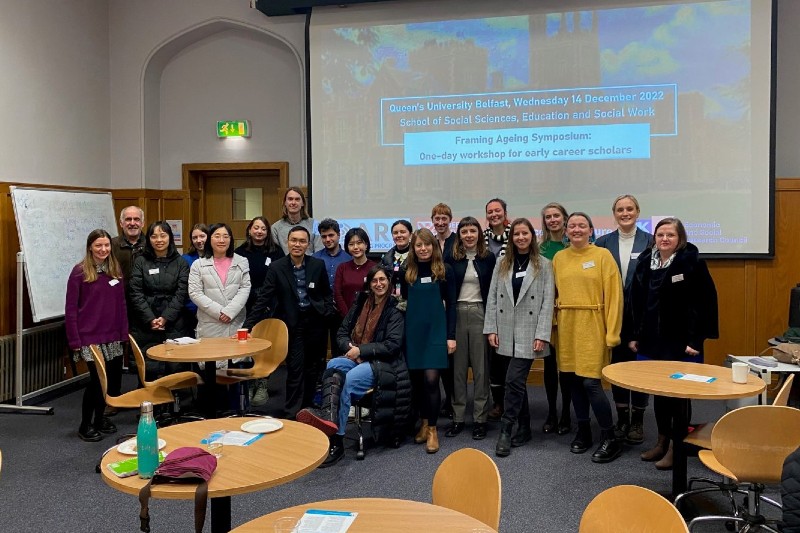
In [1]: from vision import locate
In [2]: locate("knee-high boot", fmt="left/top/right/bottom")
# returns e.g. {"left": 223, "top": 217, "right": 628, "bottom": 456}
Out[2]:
{"left": 297, "top": 368, "right": 345, "bottom": 436}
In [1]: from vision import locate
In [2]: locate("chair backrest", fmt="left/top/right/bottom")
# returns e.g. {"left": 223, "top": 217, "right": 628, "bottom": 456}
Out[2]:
{"left": 773, "top": 374, "right": 795, "bottom": 406}
{"left": 431, "top": 448, "right": 501, "bottom": 530}
{"left": 250, "top": 318, "right": 289, "bottom": 375}
{"left": 579, "top": 485, "right": 688, "bottom": 533}
{"left": 89, "top": 345, "right": 110, "bottom": 399}
{"left": 128, "top": 334, "right": 149, "bottom": 385}
{"left": 711, "top": 404, "right": 800, "bottom": 484}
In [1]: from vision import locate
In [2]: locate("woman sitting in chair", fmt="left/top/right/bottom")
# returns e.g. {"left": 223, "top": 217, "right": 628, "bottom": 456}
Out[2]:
{"left": 297, "top": 264, "right": 411, "bottom": 467}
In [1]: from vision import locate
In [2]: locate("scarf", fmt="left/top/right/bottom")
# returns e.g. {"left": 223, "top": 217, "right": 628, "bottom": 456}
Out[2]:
{"left": 351, "top": 295, "right": 388, "bottom": 346}
{"left": 650, "top": 245, "right": 676, "bottom": 270}
{"left": 484, "top": 225, "right": 511, "bottom": 257}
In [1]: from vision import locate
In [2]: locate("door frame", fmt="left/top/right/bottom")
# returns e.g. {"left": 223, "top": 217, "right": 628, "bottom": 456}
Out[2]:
{"left": 182, "top": 162, "right": 290, "bottom": 231}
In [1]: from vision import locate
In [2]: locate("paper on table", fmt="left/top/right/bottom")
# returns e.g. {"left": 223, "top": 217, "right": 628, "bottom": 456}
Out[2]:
{"left": 165, "top": 337, "right": 200, "bottom": 345}
{"left": 295, "top": 509, "right": 358, "bottom": 533}
{"left": 670, "top": 373, "right": 717, "bottom": 383}
{"left": 200, "top": 430, "right": 263, "bottom": 447}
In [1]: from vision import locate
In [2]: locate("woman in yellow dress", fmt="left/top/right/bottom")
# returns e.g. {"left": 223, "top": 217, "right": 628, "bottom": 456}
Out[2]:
{"left": 552, "top": 212, "right": 623, "bottom": 463}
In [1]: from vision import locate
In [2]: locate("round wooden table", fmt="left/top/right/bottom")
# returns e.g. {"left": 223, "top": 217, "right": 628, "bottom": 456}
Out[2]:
{"left": 101, "top": 417, "right": 328, "bottom": 533}
{"left": 602, "top": 361, "right": 765, "bottom": 498}
{"left": 229, "top": 497, "right": 498, "bottom": 532}
{"left": 148, "top": 337, "right": 271, "bottom": 418}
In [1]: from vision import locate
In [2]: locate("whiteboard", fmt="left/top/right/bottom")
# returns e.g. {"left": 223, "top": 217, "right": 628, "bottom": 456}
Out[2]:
{"left": 11, "top": 187, "right": 118, "bottom": 322}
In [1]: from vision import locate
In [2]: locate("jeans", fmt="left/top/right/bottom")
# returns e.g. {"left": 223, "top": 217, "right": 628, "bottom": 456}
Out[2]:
{"left": 568, "top": 373, "right": 614, "bottom": 431}
{"left": 327, "top": 357, "right": 375, "bottom": 436}
{"left": 501, "top": 356, "right": 534, "bottom": 427}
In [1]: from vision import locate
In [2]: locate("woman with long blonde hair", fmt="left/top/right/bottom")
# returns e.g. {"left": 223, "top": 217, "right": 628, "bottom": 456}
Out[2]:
{"left": 401, "top": 228, "right": 456, "bottom": 454}
{"left": 65, "top": 229, "right": 128, "bottom": 442}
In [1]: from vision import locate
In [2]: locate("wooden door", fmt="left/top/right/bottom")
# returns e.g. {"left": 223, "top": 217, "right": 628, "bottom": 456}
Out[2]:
{"left": 183, "top": 162, "right": 289, "bottom": 246}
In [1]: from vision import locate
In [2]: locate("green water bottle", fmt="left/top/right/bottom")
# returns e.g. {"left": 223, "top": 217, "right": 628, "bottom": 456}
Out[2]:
{"left": 137, "top": 401, "right": 159, "bottom": 479}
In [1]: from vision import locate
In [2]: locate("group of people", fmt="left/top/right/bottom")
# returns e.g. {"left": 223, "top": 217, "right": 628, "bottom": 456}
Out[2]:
{"left": 65, "top": 189, "right": 719, "bottom": 474}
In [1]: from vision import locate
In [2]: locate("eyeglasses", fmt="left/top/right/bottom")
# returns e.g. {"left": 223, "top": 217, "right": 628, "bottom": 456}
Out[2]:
{"left": 212, "top": 234, "right": 231, "bottom": 241}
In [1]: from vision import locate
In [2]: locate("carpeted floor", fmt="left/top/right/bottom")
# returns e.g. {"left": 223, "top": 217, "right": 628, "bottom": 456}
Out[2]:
{"left": 0, "top": 370, "right": 781, "bottom": 532}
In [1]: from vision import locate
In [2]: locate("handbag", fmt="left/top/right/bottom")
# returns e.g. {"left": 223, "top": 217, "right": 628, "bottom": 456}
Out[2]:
{"left": 138, "top": 447, "right": 217, "bottom": 533}
{"left": 764, "top": 343, "right": 800, "bottom": 365}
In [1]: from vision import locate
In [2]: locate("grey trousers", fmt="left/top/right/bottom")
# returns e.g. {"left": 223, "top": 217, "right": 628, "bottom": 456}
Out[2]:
{"left": 453, "top": 302, "right": 490, "bottom": 423}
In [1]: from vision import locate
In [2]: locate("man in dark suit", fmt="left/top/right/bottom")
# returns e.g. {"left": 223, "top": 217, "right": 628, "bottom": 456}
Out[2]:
{"left": 244, "top": 225, "right": 335, "bottom": 418}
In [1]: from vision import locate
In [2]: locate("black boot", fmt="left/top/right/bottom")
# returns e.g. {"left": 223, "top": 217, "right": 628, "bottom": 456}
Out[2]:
{"left": 614, "top": 405, "right": 630, "bottom": 440}
{"left": 319, "top": 434, "right": 344, "bottom": 468}
{"left": 495, "top": 421, "right": 513, "bottom": 457}
{"left": 297, "top": 369, "right": 345, "bottom": 436}
{"left": 570, "top": 421, "right": 593, "bottom": 454}
{"left": 512, "top": 412, "right": 533, "bottom": 447}
{"left": 591, "top": 428, "right": 623, "bottom": 463}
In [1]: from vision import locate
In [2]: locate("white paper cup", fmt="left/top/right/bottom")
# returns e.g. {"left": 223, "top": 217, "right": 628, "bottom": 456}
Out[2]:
{"left": 732, "top": 362, "right": 749, "bottom": 384}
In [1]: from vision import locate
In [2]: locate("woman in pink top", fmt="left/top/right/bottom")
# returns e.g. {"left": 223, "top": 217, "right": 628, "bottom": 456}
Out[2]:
{"left": 333, "top": 227, "right": 376, "bottom": 317}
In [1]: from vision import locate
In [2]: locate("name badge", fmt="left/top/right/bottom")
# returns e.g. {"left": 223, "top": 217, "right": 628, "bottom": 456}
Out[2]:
{"left": 630, "top": 253, "right": 640, "bottom": 259}
{"left": 309, "top": 282, "right": 316, "bottom": 289}
{"left": 421, "top": 276, "right": 432, "bottom": 284}
{"left": 363, "top": 277, "right": 367, "bottom": 283}
{"left": 672, "top": 274, "right": 684, "bottom": 283}
{"left": 474, "top": 271, "right": 479, "bottom": 278}
{"left": 582, "top": 261, "right": 595, "bottom": 269}
{"left": 148, "top": 268, "right": 159, "bottom": 275}
{"left": 515, "top": 271, "right": 526, "bottom": 279}
{"left": 265, "top": 257, "right": 271, "bottom": 266}
{"left": 109, "top": 279, "right": 119, "bottom": 286}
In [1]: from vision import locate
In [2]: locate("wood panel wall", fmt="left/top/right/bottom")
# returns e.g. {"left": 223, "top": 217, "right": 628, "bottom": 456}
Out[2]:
{"left": 1, "top": 179, "right": 799, "bottom": 370}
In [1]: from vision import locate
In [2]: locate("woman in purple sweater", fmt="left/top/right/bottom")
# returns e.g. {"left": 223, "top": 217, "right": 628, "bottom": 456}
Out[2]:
{"left": 65, "top": 229, "right": 129, "bottom": 442}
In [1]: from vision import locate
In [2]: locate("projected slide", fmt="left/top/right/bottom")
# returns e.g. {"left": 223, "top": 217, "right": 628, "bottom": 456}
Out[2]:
{"left": 310, "top": 0, "right": 773, "bottom": 254}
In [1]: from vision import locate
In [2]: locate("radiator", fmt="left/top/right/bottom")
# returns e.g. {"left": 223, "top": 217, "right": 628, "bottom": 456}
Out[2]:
{"left": 0, "top": 322, "right": 68, "bottom": 402}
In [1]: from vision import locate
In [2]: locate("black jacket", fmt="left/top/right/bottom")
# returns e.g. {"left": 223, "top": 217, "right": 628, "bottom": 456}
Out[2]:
{"left": 782, "top": 445, "right": 800, "bottom": 532}
{"left": 128, "top": 251, "right": 190, "bottom": 351}
{"left": 627, "top": 243, "right": 719, "bottom": 356}
{"left": 234, "top": 243, "right": 285, "bottom": 314}
{"left": 337, "top": 294, "right": 411, "bottom": 443}
{"left": 446, "top": 251, "right": 496, "bottom": 304}
{"left": 243, "top": 255, "right": 335, "bottom": 330}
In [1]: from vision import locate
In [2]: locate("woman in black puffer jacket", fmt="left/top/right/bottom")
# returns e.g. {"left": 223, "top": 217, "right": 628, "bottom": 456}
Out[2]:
{"left": 297, "top": 264, "right": 411, "bottom": 467}
{"left": 129, "top": 221, "right": 191, "bottom": 380}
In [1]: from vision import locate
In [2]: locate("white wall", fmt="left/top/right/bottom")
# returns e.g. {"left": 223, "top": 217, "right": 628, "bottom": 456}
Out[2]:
{"left": 2, "top": 0, "right": 799, "bottom": 192}
{"left": 0, "top": 0, "right": 110, "bottom": 187}
{"left": 108, "top": 0, "right": 306, "bottom": 188}
{"left": 158, "top": 28, "right": 302, "bottom": 188}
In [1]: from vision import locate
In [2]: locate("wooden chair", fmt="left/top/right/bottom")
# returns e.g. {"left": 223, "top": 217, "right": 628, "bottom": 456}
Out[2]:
{"left": 90, "top": 345, "right": 176, "bottom": 409}
{"left": 128, "top": 335, "right": 204, "bottom": 423}
{"left": 432, "top": 448, "right": 501, "bottom": 531}
{"left": 685, "top": 374, "right": 794, "bottom": 451}
{"left": 215, "top": 318, "right": 288, "bottom": 415}
{"left": 579, "top": 485, "right": 688, "bottom": 533}
{"left": 675, "top": 405, "right": 800, "bottom": 532}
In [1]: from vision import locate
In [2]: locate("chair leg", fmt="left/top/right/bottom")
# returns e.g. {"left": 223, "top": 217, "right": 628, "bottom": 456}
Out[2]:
{"left": 688, "top": 515, "right": 745, "bottom": 532}
{"left": 355, "top": 402, "right": 365, "bottom": 460}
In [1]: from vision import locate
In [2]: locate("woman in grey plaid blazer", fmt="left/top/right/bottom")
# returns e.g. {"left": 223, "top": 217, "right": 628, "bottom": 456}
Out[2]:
{"left": 484, "top": 218, "right": 555, "bottom": 457}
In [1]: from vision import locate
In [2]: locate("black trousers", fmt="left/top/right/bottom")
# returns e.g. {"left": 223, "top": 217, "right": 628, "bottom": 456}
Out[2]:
{"left": 501, "top": 356, "right": 534, "bottom": 426}
{"left": 285, "top": 310, "right": 328, "bottom": 418}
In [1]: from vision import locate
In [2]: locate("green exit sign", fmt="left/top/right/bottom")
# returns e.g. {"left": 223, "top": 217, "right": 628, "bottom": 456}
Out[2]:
{"left": 217, "top": 120, "right": 251, "bottom": 138}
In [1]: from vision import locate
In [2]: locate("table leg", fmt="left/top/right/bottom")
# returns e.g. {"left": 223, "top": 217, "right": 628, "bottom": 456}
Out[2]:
{"left": 203, "top": 363, "right": 217, "bottom": 419}
{"left": 671, "top": 398, "right": 690, "bottom": 499}
{"left": 210, "top": 496, "right": 231, "bottom": 533}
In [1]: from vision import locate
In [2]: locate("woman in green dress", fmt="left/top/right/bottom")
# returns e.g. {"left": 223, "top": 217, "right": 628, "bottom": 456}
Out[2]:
{"left": 401, "top": 228, "right": 456, "bottom": 454}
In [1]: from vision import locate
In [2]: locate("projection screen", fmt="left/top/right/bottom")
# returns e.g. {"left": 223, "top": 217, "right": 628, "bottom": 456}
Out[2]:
{"left": 309, "top": 0, "right": 775, "bottom": 255}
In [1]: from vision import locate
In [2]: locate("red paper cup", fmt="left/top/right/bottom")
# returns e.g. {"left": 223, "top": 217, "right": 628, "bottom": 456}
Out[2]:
{"left": 237, "top": 329, "right": 248, "bottom": 342}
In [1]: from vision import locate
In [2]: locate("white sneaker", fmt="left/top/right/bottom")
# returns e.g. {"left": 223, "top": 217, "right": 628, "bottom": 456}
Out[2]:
{"left": 251, "top": 378, "right": 269, "bottom": 406}
{"left": 348, "top": 406, "right": 356, "bottom": 419}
